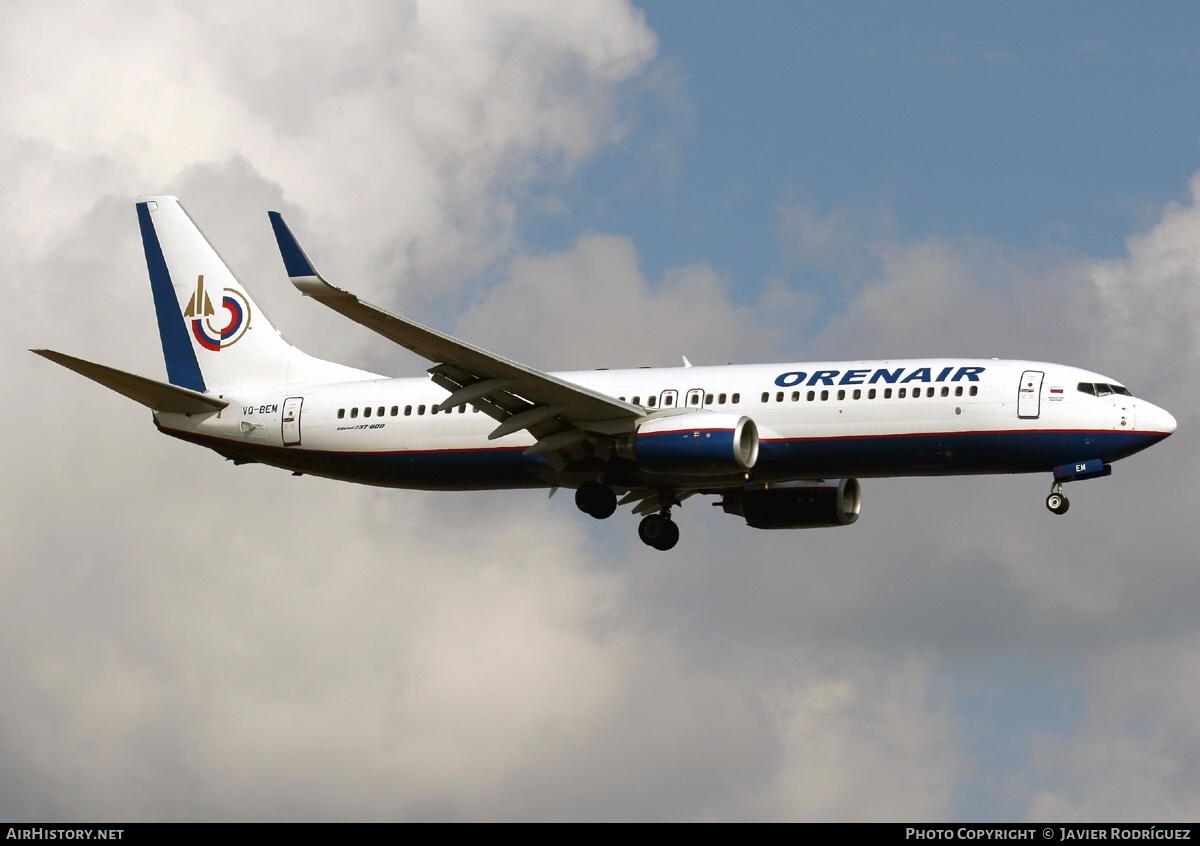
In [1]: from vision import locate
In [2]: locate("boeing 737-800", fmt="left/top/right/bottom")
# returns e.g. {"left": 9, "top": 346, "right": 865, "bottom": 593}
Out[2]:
{"left": 33, "top": 197, "right": 1177, "bottom": 550}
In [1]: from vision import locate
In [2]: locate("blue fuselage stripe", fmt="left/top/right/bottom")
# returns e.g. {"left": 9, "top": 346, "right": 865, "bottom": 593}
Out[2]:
{"left": 755, "top": 429, "right": 1161, "bottom": 477}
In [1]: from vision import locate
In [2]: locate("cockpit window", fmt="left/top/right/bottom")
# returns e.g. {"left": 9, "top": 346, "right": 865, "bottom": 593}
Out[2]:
{"left": 1078, "top": 382, "right": 1133, "bottom": 397}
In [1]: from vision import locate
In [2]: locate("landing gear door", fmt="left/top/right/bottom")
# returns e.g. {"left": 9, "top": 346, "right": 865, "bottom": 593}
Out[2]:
{"left": 1017, "top": 370, "right": 1044, "bottom": 419}
{"left": 282, "top": 396, "right": 303, "bottom": 446}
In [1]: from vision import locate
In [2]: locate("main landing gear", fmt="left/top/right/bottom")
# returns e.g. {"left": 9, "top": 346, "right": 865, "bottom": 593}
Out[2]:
{"left": 1045, "top": 482, "right": 1070, "bottom": 515}
{"left": 575, "top": 480, "right": 617, "bottom": 519}
{"left": 638, "top": 512, "right": 679, "bottom": 551}
{"left": 574, "top": 481, "right": 680, "bottom": 550}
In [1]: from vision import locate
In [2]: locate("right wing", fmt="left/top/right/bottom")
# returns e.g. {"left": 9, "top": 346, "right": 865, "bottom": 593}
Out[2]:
{"left": 268, "top": 212, "right": 644, "bottom": 466}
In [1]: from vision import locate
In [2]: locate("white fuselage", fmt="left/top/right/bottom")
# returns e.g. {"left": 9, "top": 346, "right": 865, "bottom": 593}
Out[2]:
{"left": 154, "top": 357, "right": 1175, "bottom": 491}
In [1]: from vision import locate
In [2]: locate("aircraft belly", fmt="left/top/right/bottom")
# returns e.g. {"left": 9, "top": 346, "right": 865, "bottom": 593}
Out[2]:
{"left": 157, "top": 425, "right": 549, "bottom": 490}
{"left": 754, "top": 429, "right": 1167, "bottom": 479}
{"left": 285, "top": 446, "right": 548, "bottom": 490}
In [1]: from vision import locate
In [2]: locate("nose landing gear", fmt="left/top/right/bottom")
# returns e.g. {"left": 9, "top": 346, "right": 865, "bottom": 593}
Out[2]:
{"left": 1045, "top": 482, "right": 1070, "bottom": 515}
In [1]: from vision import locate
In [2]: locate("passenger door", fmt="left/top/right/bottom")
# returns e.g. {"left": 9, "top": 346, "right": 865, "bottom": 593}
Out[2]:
{"left": 282, "top": 396, "right": 303, "bottom": 446}
{"left": 1017, "top": 370, "right": 1043, "bottom": 419}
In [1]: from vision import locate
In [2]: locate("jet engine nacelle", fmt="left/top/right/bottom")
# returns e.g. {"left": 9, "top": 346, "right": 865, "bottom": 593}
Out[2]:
{"left": 616, "top": 412, "right": 759, "bottom": 476}
{"left": 721, "top": 478, "right": 862, "bottom": 529}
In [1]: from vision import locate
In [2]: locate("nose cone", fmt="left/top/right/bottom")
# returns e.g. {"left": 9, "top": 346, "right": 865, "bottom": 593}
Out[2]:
{"left": 1141, "top": 402, "right": 1177, "bottom": 437}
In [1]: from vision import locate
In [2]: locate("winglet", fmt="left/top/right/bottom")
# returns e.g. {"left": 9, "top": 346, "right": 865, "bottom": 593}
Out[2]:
{"left": 268, "top": 211, "right": 334, "bottom": 297}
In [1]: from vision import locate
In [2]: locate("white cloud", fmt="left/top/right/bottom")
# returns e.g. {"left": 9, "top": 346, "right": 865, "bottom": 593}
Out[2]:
{"left": 453, "top": 233, "right": 770, "bottom": 370}
{"left": 0, "top": 0, "right": 656, "bottom": 303}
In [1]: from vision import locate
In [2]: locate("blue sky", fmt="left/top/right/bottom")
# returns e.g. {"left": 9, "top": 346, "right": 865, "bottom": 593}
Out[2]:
{"left": 4, "top": 0, "right": 1200, "bottom": 822}
{"left": 536, "top": 2, "right": 1200, "bottom": 294}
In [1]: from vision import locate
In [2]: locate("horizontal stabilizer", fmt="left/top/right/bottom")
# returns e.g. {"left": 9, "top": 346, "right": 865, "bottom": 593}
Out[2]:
{"left": 31, "top": 349, "right": 229, "bottom": 414}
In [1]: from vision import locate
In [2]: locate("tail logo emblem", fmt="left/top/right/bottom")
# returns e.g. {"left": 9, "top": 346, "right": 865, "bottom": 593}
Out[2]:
{"left": 186, "top": 275, "right": 251, "bottom": 351}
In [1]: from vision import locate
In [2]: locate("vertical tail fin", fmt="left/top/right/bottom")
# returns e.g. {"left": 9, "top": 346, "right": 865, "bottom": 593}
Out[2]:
{"left": 136, "top": 197, "right": 376, "bottom": 390}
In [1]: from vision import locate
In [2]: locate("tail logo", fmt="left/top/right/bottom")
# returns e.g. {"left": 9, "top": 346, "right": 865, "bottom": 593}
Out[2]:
{"left": 185, "top": 275, "right": 251, "bottom": 351}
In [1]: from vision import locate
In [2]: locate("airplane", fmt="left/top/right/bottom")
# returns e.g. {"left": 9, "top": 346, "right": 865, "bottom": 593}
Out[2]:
{"left": 33, "top": 196, "right": 1177, "bottom": 551}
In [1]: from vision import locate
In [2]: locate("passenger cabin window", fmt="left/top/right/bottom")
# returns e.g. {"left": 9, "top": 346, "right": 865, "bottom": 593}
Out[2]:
{"left": 718, "top": 393, "right": 727, "bottom": 404}
{"left": 761, "top": 392, "right": 769, "bottom": 403}
{"left": 969, "top": 386, "right": 978, "bottom": 397}
{"left": 351, "top": 408, "right": 359, "bottom": 418}
{"left": 731, "top": 393, "right": 740, "bottom": 404}
{"left": 705, "top": 393, "right": 714, "bottom": 405}
{"left": 391, "top": 406, "right": 398, "bottom": 416}
{"left": 337, "top": 409, "right": 345, "bottom": 419}
{"left": 898, "top": 388, "right": 906, "bottom": 398}
{"left": 632, "top": 396, "right": 640, "bottom": 405}
{"left": 807, "top": 390, "right": 815, "bottom": 401}
{"left": 820, "top": 390, "right": 829, "bottom": 401}
{"left": 647, "top": 396, "right": 656, "bottom": 408}
{"left": 405, "top": 405, "right": 412, "bottom": 416}
{"left": 418, "top": 405, "right": 426, "bottom": 415}
{"left": 364, "top": 407, "right": 371, "bottom": 418}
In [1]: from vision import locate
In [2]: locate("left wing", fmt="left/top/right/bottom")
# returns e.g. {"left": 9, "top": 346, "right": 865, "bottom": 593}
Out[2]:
{"left": 268, "top": 212, "right": 644, "bottom": 466}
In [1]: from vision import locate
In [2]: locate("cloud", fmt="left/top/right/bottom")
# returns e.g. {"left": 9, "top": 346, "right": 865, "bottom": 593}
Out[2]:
{"left": 1024, "top": 636, "right": 1200, "bottom": 822}
{"left": 453, "top": 233, "right": 770, "bottom": 370}
{"left": 0, "top": 0, "right": 656, "bottom": 305}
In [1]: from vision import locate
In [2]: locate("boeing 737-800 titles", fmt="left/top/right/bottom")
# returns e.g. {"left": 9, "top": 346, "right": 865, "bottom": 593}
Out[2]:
{"left": 33, "top": 197, "right": 1177, "bottom": 550}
